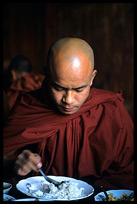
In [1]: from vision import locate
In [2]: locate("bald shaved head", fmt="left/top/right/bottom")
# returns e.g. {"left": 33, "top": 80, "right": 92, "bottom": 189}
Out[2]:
{"left": 46, "top": 37, "right": 94, "bottom": 76}
{"left": 51, "top": 38, "right": 94, "bottom": 65}
{"left": 44, "top": 37, "right": 97, "bottom": 115}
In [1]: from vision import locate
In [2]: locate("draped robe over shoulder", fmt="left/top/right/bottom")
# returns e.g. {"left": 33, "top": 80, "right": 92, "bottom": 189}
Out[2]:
{"left": 3, "top": 86, "right": 134, "bottom": 190}
{"left": 6, "top": 73, "right": 44, "bottom": 110}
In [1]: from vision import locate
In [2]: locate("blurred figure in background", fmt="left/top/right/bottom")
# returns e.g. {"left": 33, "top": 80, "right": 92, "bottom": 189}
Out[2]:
{"left": 3, "top": 55, "right": 44, "bottom": 113}
{"left": 3, "top": 90, "right": 10, "bottom": 125}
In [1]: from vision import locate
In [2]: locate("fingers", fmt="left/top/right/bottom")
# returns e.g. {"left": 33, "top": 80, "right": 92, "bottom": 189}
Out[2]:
{"left": 15, "top": 150, "right": 42, "bottom": 176}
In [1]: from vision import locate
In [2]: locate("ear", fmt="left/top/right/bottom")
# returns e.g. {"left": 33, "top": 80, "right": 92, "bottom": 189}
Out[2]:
{"left": 90, "top": 69, "right": 97, "bottom": 86}
{"left": 11, "top": 70, "right": 18, "bottom": 81}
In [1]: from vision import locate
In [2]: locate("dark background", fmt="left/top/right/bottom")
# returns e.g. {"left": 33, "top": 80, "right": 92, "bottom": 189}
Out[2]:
{"left": 3, "top": 3, "right": 134, "bottom": 120}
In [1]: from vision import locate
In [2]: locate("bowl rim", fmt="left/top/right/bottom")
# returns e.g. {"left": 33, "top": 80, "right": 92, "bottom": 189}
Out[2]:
{"left": 3, "top": 182, "right": 12, "bottom": 186}
{"left": 3, "top": 182, "right": 12, "bottom": 192}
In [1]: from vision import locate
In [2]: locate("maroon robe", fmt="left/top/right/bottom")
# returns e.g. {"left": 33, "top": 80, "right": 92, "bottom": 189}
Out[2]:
{"left": 3, "top": 87, "right": 134, "bottom": 190}
{"left": 6, "top": 73, "right": 44, "bottom": 110}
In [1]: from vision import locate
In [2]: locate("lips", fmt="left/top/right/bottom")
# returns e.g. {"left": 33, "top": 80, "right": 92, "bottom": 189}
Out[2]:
{"left": 63, "top": 107, "right": 74, "bottom": 112}
{"left": 60, "top": 105, "right": 75, "bottom": 112}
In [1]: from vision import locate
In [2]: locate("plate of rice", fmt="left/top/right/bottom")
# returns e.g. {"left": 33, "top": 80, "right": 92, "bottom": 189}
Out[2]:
{"left": 94, "top": 189, "right": 134, "bottom": 201}
{"left": 16, "top": 176, "right": 94, "bottom": 201}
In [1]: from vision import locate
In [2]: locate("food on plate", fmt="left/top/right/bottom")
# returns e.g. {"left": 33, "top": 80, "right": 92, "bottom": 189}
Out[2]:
{"left": 27, "top": 180, "right": 85, "bottom": 200}
{"left": 16, "top": 176, "right": 94, "bottom": 200}
{"left": 103, "top": 192, "right": 134, "bottom": 201}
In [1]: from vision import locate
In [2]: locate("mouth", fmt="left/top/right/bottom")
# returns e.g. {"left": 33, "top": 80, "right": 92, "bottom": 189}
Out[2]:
{"left": 60, "top": 106, "right": 77, "bottom": 113}
{"left": 63, "top": 107, "right": 75, "bottom": 112}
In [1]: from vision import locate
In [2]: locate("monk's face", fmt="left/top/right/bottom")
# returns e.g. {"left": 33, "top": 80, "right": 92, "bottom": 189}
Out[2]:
{"left": 48, "top": 51, "right": 96, "bottom": 115}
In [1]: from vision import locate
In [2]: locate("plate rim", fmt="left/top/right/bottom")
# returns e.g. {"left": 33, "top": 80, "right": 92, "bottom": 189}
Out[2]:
{"left": 3, "top": 194, "right": 16, "bottom": 201}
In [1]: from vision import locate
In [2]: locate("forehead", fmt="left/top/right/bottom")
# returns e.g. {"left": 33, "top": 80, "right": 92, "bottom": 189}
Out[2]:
{"left": 49, "top": 51, "right": 93, "bottom": 87}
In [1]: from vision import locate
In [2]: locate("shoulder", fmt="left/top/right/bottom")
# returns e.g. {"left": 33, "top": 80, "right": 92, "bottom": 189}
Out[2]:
{"left": 90, "top": 88, "right": 133, "bottom": 126}
{"left": 91, "top": 88, "right": 124, "bottom": 104}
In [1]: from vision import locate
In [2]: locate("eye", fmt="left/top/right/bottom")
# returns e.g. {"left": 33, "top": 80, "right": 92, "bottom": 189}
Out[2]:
{"left": 54, "top": 87, "right": 64, "bottom": 91}
{"left": 75, "top": 88, "right": 84, "bottom": 92}
{"left": 52, "top": 84, "right": 64, "bottom": 91}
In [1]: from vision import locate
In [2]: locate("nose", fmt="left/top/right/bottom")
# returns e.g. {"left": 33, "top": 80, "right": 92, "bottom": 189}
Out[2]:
{"left": 62, "top": 90, "right": 74, "bottom": 104}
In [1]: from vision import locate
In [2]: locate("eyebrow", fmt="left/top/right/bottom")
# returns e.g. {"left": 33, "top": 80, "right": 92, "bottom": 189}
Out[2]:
{"left": 51, "top": 82, "right": 88, "bottom": 90}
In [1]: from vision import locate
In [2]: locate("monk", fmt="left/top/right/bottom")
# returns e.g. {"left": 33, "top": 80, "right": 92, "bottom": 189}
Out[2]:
{"left": 3, "top": 55, "right": 44, "bottom": 111}
{"left": 3, "top": 38, "right": 134, "bottom": 191}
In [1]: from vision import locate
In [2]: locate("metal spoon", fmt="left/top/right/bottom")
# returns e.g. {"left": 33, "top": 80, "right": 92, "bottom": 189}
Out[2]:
{"left": 39, "top": 168, "right": 62, "bottom": 187}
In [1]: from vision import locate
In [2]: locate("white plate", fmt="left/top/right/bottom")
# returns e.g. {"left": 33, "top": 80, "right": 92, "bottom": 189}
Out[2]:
{"left": 3, "top": 194, "right": 15, "bottom": 201}
{"left": 16, "top": 176, "right": 94, "bottom": 201}
{"left": 94, "top": 189, "right": 134, "bottom": 201}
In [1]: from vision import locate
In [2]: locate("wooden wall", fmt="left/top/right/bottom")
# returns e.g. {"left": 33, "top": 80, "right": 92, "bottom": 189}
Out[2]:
{"left": 3, "top": 3, "right": 134, "bottom": 119}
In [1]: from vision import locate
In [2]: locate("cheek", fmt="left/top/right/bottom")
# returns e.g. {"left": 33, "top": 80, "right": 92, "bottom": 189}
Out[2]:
{"left": 76, "top": 89, "right": 91, "bottom": 104}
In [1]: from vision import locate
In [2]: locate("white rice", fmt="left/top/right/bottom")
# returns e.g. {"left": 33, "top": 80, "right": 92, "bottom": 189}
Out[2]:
{"left": 27, "top": 180, "right": 85, "bottom": 200}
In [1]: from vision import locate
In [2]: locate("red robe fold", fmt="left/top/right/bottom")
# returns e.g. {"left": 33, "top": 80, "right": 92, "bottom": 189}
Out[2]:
{"left": 3, "top": 87, "right": 134, "bottom": 190}
{"left": 6, "top": 73, "right": 44, "bottom": 110}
